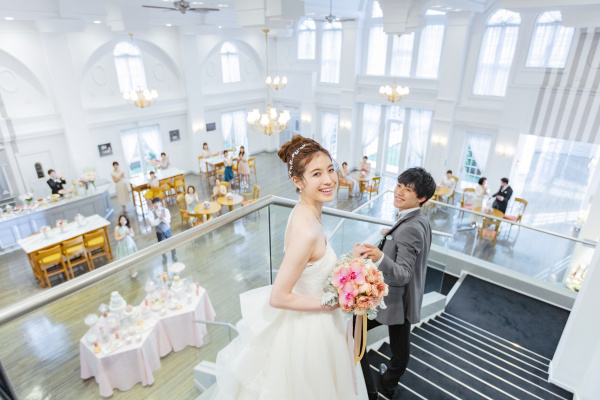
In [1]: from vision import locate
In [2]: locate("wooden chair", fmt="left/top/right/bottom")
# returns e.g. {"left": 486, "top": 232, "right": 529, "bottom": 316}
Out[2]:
{"left": 159, "top": 181, "right": 174, "bottom": 205}
{"left": 83, "top": 229, "right": 113, "bottom": 266}
{"left": 459, "top": 188, "right": 476, "bottom": 223}
{"left": 503, "top": 198, "right": 527, "bottom": 235}
{"left": 477, "top": 217, "right": 502, "bottom": 247}
{"left": 173, "top": 175, "right": 185, "bottom": 195}
{"left": 35, "top": 245, "right": 70, "bottom": 288}
{"left": 242, "top": 184, "right": 260, "bottom": 218}
{"left": 198, "top": 156, "right": 212, "bottom": 189}
{"left": 446, "top": 176, "right": 459, "bottom": 204}
{"left": 337, "top": 171, "right": 351, "bottom": 199}
{"left": 62, "top": 236, "right": 92, "bottom": 276}
{"left": 231, "top": 158, "right": 239, "bottom": 189}
{"left": 364, "top": 177, "right": 380, "bottom": 199}
{"left": 248, "top": 157, "right": 257, "bottom": 183}
{"left": 214, "top": 162, "right": 225, "bottom": 182}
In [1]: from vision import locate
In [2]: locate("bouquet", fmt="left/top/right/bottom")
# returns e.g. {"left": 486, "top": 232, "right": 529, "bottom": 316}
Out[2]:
{"left": 225, "top": 192, "right": 233, "bottom": 200}
{"left": 74, "top": 213, "right": 85, "bottom": 224}
{"left": 40, "top": 225, "right": 50, "bottom": 236}
{"left": 18, "top": 193, "right": 34, "bottom": 203}
{"left": 81, "top": 171, "right": 97, "bottom": 187}
{"left": 148, "top": 158, "right": 160, "bottom": 169}
{"left": 158, "top": 272, "right": 170, "bottom": 283}
{"left": 56, "top": 219, "right": 68, "bottom": 229}
{"left": 202, "top": 201, "right": 211, "bottom": 209}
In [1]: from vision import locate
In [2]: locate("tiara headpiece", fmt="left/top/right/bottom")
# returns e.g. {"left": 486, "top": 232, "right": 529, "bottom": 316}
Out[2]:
{"left": 288, "top": 144, "right": 308, "bottom": 178}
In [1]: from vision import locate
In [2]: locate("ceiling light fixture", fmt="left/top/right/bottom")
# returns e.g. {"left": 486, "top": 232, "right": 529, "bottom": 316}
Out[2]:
{"left": 93, "top": 20, "right": 102, "bottom": 24}
{"left": 122, "top": 34, "right": 158, "bottom": 109}
{"left": 5, "top": 17, "right": 14, "bottom": 21}
{"left": 266, "top": 34, "right": 287, "bottom": 90}
{"left": 379, "top": 34, "right": 410, "bottom": 103}
{"left": 166, "top": 23, "right": 172, "bottom": 26}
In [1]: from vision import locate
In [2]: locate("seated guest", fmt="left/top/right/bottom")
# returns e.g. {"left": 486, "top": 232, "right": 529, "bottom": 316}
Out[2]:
{"left": 223, "top": 150, "right": 234, "bottom": 182}
{"left": 438, "top": 170, "right": 456, "bottom": 202}
{"left": 359, "top": 156, "right": 371, "bottom": 174}
{"left": 159, "top": 152, "right": 170, "bottom": 169}
{"left": 185, "top": 185, "right": 200, "bottom": 226}
{"left": 339, "top": 162, "right": 355, "bottom": 196}
{"left": 143, "top": 171, "right": 161, "bottom": 206}
{"left": 491, "top": 177, "right": 513, "bottom": 214}
{"left": 47, "top": 169, "right": 66, "bottom": 195}
{"left": 212, "top": 179, "right": 228, "bottom": 200}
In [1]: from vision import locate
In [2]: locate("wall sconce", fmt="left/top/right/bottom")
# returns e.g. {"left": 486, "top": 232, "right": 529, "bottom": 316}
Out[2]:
{"left": 301, "top": 114, "right": 312, "bottom": 124}
{"left": 340, "top": 121, "right": 352, "bottom": 130}
{"left": 431, "top": 135, "right": 447, "bottom": 146}
{"left": 496, "top": 145, "right": 514, "bottom": 157}
{"left": 193, "top": 122, "right": 206, "bottom": 133}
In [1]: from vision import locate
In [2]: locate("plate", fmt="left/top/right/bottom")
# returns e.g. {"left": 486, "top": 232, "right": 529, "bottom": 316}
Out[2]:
{"left": 84, "top": 313, "right": 99, "bottom": 327}
{"left": 48, "top": 194, "right": 60, "bottom": 200}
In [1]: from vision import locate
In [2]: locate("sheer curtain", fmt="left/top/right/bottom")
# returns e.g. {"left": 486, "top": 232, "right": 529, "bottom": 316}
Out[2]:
{"left": 113, "top": 41, "right": 147, "bottom": 93}
{"left": 362, "top": 104, "right": 382, "bottom": 167}
{"left": 221, "top": 42, "right": 241, "bottom": 83}
{"left": 322, "top": 112, "right": 339, "bottom": 159}
{"left": 466, "top": 133, "right": 492, "bottom": 173}
{"left": 366, "top": 26, "right": 388, "bottom": 75}
{"left": 391, "top": 33, "right": 414, "bottom": 77}
{"left": 473, "top": 10, "right": 521, "bottom": 96}
{"left": 416, "top": 22, "right": 445, "bottom": 78}
{"left": 232, "top": 110, "right": 248, "bottom": 150}
{"left": 120, "top": 128, "right": 140, "bottom": 176}
{"left": 139, "top": 125, "right": 162, "bottom": 161}
{"left": 405, "top": 110, "right": 432, "bottom": 169}
{"left": 320, "top": 22, "right": 343, "bottom": 83}
{"left": 297, "top": 19, "right": 316, "bottom": 60}
{"left": 221, "top": 112, "right": 234, "bottom": 149}
{"left": 527, "top": 11, "right": 574, "bottom": 68}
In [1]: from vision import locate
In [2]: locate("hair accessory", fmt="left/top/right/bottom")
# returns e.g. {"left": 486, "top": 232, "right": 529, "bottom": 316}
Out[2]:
{"left": 288, "top": 144, "right": 308, "bottom": 178}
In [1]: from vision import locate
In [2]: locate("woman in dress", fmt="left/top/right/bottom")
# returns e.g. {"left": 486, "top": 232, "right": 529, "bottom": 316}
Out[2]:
{"left": 339, "top": 161, "right": 355, "bottom": 196}
{"left": 213, "top": 135, "right": 365, "bottom": 399}
{"left": 237, "top": 146, "right": 250, "bottom": 189}
{"left": 185, "top": 185, "right": 200, "bottom": 226}
{"left": 111, "top": 162, "right": 129, "bottom": 213}
{"left": 201, "top": 143, "right": 213, "bottom": 174}
{"left": 471, "top": 176, "right": 489, "bottom": 225}
{"left": 223, "top": 150, "right": 234, "bottom": 183}
{"left": 359, "top": 156, "right": 371, "bottom": 174}
{"left": 114, "top": 214, "right": 138, "bottom": 278}
{"left": 159, "top": 152, "right": 171, "bottom": 169}
{"left": 143, "top": 171, "right": 161, "bottom": 207}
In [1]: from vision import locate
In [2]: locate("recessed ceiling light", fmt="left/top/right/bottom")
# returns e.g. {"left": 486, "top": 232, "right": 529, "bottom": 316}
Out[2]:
{"left": 218, "top": 4, "right": 229, "bottom": 7}
{"left": 166, "top": 23, "right": 172, "bottom": 27}
{"left": 191, "top": 1, "right": 204, "bottom": 4}
{"left": 93, "top": 20, "right": 101, "bottom": 24}
{"left": 5, "top": 17, "right": 14, "bottom": 21}
{"left": 218, "top": 25, "right": 222, "bottom": 29}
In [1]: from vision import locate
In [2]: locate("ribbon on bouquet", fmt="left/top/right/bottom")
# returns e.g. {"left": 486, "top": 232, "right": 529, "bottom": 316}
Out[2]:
{"left": 353, "top": 313, "right": 367, "bottom": 365}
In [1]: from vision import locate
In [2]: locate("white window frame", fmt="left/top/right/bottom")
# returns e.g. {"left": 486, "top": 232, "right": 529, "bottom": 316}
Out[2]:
{"left": 320, "top": 22, "right": 343, "bottom": 84}
{"left": 297, "top": 19, "right": 316, "bottom": 60}
{"left": 221, "top": 42, "right": 241, "bottom": 83}
{"left": 113, "top": 41, "right": 147, "bottom": 93}
{"left": 321, "top": 112, "right": 339, "bottom": 159}
{"left": 526, "top": 11, "right": 574, "bottom": 69}
{"left": 415, "top": 13, "right": 446, "bottom": 79}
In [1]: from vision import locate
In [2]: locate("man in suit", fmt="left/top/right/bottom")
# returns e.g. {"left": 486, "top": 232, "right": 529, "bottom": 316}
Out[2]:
{"left": 46, "top": 169, "right": 66, "bottom": 195}
{"left": 359, "top": 167, "right": 436, "bottom": 399}
{"left": 491, "top": 177, "right": 513, "bottom": 214}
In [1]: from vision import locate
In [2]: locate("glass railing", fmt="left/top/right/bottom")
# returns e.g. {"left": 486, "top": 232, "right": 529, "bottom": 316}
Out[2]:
{"left": 0, "top": 196, "right": 429, "bottom": 399}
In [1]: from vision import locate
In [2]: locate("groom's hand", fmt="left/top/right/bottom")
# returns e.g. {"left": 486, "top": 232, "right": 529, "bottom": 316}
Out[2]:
{"left": 362, "top": 243, "right": 383, "bottom": 263}
{"left": 352, "top": 243, "right": 368, "bottom": 258}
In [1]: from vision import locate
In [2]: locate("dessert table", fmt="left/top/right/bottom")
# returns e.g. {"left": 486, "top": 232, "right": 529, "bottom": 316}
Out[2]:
{"left": 217, "top": 194, "right": 243, "bottom": 212}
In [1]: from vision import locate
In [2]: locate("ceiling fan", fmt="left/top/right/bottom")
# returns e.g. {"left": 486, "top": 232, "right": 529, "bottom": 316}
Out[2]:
{"left": 313, "top": 0, "right": 356, "bottom": 23}
{"left": 142, "top": 1, "right": 220, "bottom": 14}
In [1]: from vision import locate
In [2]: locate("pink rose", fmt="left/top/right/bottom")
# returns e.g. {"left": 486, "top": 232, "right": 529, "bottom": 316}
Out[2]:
{"left": 358, "top": 283, "right": 373, "bottom": 296}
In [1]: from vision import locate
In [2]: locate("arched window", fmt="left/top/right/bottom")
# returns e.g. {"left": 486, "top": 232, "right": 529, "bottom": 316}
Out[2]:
{"left": 415, "top": 11, "right": 446, "bottom": 79}
{"left": 320, "top": 22, "right": 343, "bottom": 83}
{"left": 221, "top": 42, "right": 241, "bottom": 83}
{"left": 297, "top": 19, "right": 316, "bottom": 60}
{"left": 371, "top": 1, "right": 383, "bottom": 18}
{"left": 366, "top": 26, "right": 388, "bottom": 75}
{"left": 473, "top": 9, "right": 521, "bottom": 96}
{"left": 113, "top": 41, "right": 147, "bottom": 93}
{"left": 527, "top": 11, "right": 574, "bottom": 68}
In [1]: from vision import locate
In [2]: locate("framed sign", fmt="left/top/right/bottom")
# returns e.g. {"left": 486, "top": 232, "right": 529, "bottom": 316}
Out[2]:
{"left": 169, "top": 129, "right": 180, "bottom": 142}
{"left": 206, "top": 123, "right": 216, "bottom": 132}
{"left": 98, "top": 143, "right": 113, "bottom": 157}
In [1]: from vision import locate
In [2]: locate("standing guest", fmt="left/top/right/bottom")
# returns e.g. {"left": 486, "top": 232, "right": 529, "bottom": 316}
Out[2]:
{"left": 114, "top": 214, "right": 138, "bottom": 278}
{"left": 47, "top": 169, "right": 66, "bottom": 195}
{"left": 359, "top": 156, "right": 371, "bottom": 174}
{"left": 492, "top": 177, "right": 513, "bottom": 214}
{"left": 237, "top": 146, "right": 250, "bottom": 189}
{"left": 148, "top": 197, "right": 177, "bottom": 265}
{"left": 470, "top": 177, "right": 489, "bottom": 225}
{"left": 185, "top": 185, "right": 200, "bottom": 226}
{"left": 358, "top": 167, "right": 436, "bottom": 400}
{"left": 339, "top": 162, "right": 355, "bottom": 195}
{"left": 201, "top": 143, "right": 213, "bottom": 173}
{"left": 223, "top": 150, "right": 234, "bottom": 182}
{"left": 159, "top": 152, "right": 170, "bottom": 169}
{"left": 111, "top": 162, "right": 129, "bottom": 213}
{"left": 439, "top": 169, "right": 456, "bottom": 203}
{"left": 143, "top": 171, "right": 161, "bottom": 207}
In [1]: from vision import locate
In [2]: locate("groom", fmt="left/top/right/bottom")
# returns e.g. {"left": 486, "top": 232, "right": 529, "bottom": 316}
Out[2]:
{"left": 358, "top": 167, "right": 436, "bottom": 399}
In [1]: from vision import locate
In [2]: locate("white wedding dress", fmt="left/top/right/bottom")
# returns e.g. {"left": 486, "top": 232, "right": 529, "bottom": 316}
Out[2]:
{"left": 212, "top": 240, "right": 367, "bottom": 399}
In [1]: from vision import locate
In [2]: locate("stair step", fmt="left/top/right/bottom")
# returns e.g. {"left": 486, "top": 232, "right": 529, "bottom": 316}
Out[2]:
{"left": 439, "top": 313, "right": 550, "bottom": 366}
{"left": 425, "top": 319, "right": 549, "bottom": 378}
{"left": 411, "top": 328, "right": 572, "bottom": 400}
{"left": 367, "top": 349, "right": 467, "bottom": 399}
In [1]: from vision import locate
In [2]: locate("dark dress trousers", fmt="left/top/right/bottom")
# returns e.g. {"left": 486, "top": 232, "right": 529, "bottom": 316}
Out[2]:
{"left": 491, "top": 185, "right": 513, "bottom": 214}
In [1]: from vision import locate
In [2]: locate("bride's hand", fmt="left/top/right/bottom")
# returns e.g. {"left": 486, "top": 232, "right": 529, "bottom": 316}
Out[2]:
{"left": 352, "top": 243, "right": 368, "bottom": 258}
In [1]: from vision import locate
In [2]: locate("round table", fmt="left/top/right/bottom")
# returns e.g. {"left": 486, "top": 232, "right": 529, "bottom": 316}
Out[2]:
{"left": 434, "top": 186, "right": 450, "bottom": 197}
{"left": 350, "top": 172, "right": 372, "bottom": 197}
{"left": 217, "top": 194, "right": 243, "bottom": 212}
{"left": 194, "top": 202, "right": 222, "bottom": 221}
{"left": 473, "top": 206, "right": 504, "bottom": 218}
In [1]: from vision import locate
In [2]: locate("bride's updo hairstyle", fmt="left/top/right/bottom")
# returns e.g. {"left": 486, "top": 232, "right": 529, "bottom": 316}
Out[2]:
{"left": 278, "top": 135, "right": 332, "bottom": 192}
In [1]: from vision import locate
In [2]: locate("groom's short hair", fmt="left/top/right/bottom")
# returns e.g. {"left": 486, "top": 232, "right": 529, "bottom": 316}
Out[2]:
{"left": 398, "top": 167, "right": 437, "bottom": 206}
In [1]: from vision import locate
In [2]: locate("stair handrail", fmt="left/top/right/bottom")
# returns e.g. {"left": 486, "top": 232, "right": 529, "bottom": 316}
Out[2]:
{"left": 193, "top": 320, "right": 238, "bottom": 342}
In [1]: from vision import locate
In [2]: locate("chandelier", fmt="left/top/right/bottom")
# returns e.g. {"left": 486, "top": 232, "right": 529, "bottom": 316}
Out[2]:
{"left": 379, "top": 82, "right": 409, "bottom": 103}
{"left": 265, "top": 34, "right": 287, "bottom": 90}
{"left": 247, "top": 29, "right": 291, "bottom": 135}
{"left": 123, "top": 89, "right": 158, "bottom": 108}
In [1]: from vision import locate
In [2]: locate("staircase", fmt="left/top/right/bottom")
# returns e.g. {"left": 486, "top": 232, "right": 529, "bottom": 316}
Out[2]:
{"left": 366, "top": 312, "right": 573, "bottom": 400}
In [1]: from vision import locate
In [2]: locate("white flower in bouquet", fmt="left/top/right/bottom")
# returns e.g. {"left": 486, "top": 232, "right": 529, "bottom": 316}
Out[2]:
{"left": 226, "top": 192, "right": 233, "bottom": 200}
{"left": 82, "top": 171, "right": 97, "bottom": 186}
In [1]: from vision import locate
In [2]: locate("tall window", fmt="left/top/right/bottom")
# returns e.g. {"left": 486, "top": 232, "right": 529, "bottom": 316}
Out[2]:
{"left": 120, "top": 125, "right": 162, "bottom": 177}
{"left": 320, "top": 22, "right": 343, "bottom": 83}
{"left": 371, "top": 1, "right": 383, "bottom": 18}
{"left": 473, "top": 9, "right": 521, "bottom": 96}
{"left": 526, "top": 11, "right": 574, "bottom": 68}
{"left": 390, "top": 33, "right": 414, "bottom": 77}
{"left": 366, "top": 26, "right": 388, "bottom": 75}
{"left": 221, "top": 42, "right": 240, "bottom": 83}
{"left": 322, "top": 112, "right": 339, "bottom": 159}
{"left": 416, "top": 12, "right": 446, "bottom": 78}
{"left": 362, "top": 104, "right": 382, "bottom": 168}
{"left": 221, "top": 110, "right": 248, "bottom": 150}
{"left": 297, "top": 19, "right": 316, "bottom": 60}
{"left": 404, "top": 110, "right": 432, "bottom": 169}
{"left": 460, "top": 133, "right": 492, "bottom": 189}
{"left": 114, "top": 41, "right": 147, "bottom": 93}
{"left": 385, "top": 106, "right": 405, "bottom": 174}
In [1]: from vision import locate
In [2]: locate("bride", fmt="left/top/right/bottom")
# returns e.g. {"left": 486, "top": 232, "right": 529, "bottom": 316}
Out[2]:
{"left": 212, "top": 136, "right": 367, "bottom": 399}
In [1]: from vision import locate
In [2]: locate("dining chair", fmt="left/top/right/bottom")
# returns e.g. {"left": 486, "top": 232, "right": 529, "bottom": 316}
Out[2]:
{"left": 446, "top": 176, "right": 459, "bottom": 204}
{"left": 459, "top": 188, "right": 476, "bottom": 224}
{"left": 503, "top": 198, "right": 528, "bottom": 236}
{"left": 242, "top": 185, "right": 261, "bottom": 218}
{"left": 62, "top": 236, "right": 92, "bottom": 276}
{"left": 35, "top": 245, "right": 70, "bottom": 288}
{"left": 173, "top": 175, "right": 185, "bottom": 195}
{"left": 83, "top": 229, "right": 113, "bottom": 266}
{"left": 248, "top": 157, "right": 257, "bottom": 183}
{"left": 214, "top": 162, "right": 225, "bottom": 182}
{"left": 476, "top": 217, "right": 502, "bottom": 247}
{"left": 364, "top": 177, "right": 380, "bottom": 199}
{"left": 337, "top": 171, "right": 351, "bottom": 199}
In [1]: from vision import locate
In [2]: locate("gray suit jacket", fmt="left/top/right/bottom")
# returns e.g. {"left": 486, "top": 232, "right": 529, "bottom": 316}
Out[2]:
{"left": 375, "top": 209, "right": 432, "bottom": 326}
